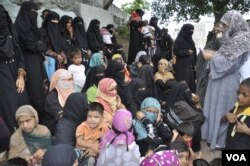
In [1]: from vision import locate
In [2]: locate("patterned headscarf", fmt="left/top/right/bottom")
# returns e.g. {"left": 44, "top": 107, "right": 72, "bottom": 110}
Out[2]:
{"left": 96, "top": 78, "right": 122, "bottom": 114}
{"left": 140, "top": 150, "right": 180, "bottom": 166}
{"left": 217, "top": 10, "right": 250, "bottom": 60}
{"left": 49, "top": 69, "right": 74, "bottom": 107}
{"left": 100, "top": 109, "right": 134, "bottom": 151}
{"left": 141, "top": 97, "right": 161, "bottom": 112}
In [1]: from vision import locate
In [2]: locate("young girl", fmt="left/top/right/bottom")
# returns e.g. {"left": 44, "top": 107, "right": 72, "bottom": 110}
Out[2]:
{"left": 133, "top": 97, "right": 173, "bottom": 156}
{"left": 8, "top": 105, "right": 52, "bottom": 165}
{"left": 96, "top": 109, "right": 140, "bottom": 166}
{"left": 67, "top": 47, "right": 86, "bottom": 92}
{"left": 225, "top": 77, "right": 250, "bottom": 149}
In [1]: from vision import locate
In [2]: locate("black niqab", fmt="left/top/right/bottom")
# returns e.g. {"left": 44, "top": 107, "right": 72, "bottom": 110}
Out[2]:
{"left": 72, "top": 16, "right": 88, "bottom": 49}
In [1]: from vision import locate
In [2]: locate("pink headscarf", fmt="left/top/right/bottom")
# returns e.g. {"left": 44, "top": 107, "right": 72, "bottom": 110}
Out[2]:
{"left": 100, "top": 109, "right": 134, "bottom": 151}
{"left": 140, "top": 150, "right": 180, "bottom": 166}
{"left": 49, "top": 69, "right": 74, "bottom": 107}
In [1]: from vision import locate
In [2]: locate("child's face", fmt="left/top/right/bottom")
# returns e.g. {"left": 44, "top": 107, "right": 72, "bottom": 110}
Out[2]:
{"left": 178, "top": 151, "right": 190, "bottom": 166}
{"left": 181, "top": 134, "right": 193, "bottom": 145}
{"left": 87, "top": 110, "right": 102, "bottom": 129}
{"left": 18, "top": 115, "right": 36, "bottom": 133}
{"left": 72, "top": 53, "right": 82, "bottom": 65}
{"left": 238, "top": 85, "right": 250, "bottom": 106}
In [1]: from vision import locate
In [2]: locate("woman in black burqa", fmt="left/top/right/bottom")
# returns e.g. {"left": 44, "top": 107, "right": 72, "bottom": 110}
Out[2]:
{"left": 87, "top": 19, "right": 104, "bottom": 53}
{"left": 15, "top": 1, "right": 48, "bottom": 118}
{"left": 0, "top": 5, "right": 29, "bottom": 153}
{"left": 173, "top": 24, "right": 196, "bottom": 93}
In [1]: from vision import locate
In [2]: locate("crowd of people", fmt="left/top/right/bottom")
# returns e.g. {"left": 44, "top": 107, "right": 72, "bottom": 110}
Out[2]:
{"left": 1, "top": 1, "right": 250, "bottom": 166}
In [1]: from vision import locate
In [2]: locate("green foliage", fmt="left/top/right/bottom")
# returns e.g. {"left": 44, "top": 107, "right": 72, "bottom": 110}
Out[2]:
{"left": 121, "top": 0, "right": 151, "bottom": 14}
{"left": 151, "top": 0, "right": 250, "bottom": 24}
{"left": 116, "top": 24, "right": 130, "bottom": 39}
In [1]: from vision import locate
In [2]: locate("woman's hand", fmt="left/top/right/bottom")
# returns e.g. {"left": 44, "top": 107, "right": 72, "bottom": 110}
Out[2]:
{"left": 136, "top": 111, "right": 145, "bottom": 120}
{"left": 33, "top": 149, "right": 46, "bottom": 160}
{"left": 202, "top": 49, "right": 215, "bottom": 60}
{"left": 16, "top": 76, "right": 25, "bottom": 93}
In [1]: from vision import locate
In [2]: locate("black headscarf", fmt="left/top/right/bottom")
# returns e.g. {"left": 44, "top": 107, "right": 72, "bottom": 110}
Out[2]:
{"left": 72, "top": 16, "right": 88, "bottom": 49}
{"left": 60, "top": 15, "right": 72, "bottom": 36}
{"left": 53, "top": 93, "right": 88, "bottom": 145}
{"left": 105, "top": 60, "right": 125, "bottom": 87}
{"left": 112, "top": 44, "right": 126, "bottom": 62}
{"left": 42, "top": 144, "right": 77, "bottom": 166}
{"left": 82, "top": 65, "right": 105, "bottom": 92}
{"left": 127, "top": 78, "right": 148, "bottom": 107}
{"left": 138, "top": 65, "right": 154, "bottom": 90}
{"left": 87, "top": 19, "right": 104, "bottom": 53}
{"left": 173, "top": 24, "right": 196, "bottom": 52}
{"left": 43, "top": 11, "right": 63, "bottom": 53}
{"left": 166, "top": 81, "right": 192, "bottom": 108}
{"left": 15, "top": 1, "right": 42, "bottom": 51}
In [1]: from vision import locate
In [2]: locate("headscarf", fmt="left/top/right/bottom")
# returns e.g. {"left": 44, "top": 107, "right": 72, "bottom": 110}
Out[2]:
{"left": 138, "top": 65, "right": 154, "bottom": 91}
{"left": 112, "top": 44, "right": 126, "bottom": 62}
{"left": 9, "top": 105, "right": 52, "bottom": 158}
{"left": 42, "top": 144, "right": 77, "bottom": 166}
{"left": 105, "top": 60, "right": 125, "bottom": 88}
{"left": 15, "top": 1, "right": 42, "bottom": 50}
{"left": 42, "top": 11, "right": 63, "bottom": 53}
{"left": 133, "top": 97, "right": 160, "bottom": 140}
{"left": 216, "top": 10, "right": 250, "bottom": 60}
{"left": 0, "top": 5, "right": 23, "bottom": 62}
{"left": 95, "top": 78, "right": 122, "bottom": 114}
{"left": 87, "top": 19, "right": 104, "bottom": 53}
{"left": 166, "top": 81, "right": 192, "bottom": 108}
{"left": 173, "top": 24, "right": 196, "bottom": 57}
{"left": 138, "top": 55, "right": 150, "bottom": 65}
{"left": 100, "top": 109, "right": 134, "bottom": 151}
{"left": 135, "top": 50, "right": 147, "bottom": 62}
{"left": 82, "top": 65, "right": 105, "bottom": 92}
{"left": 155, "top": 59, "right": 174, "bottom": 83}
{"left": 72, "top": 16, "right": 88, "bottom": 49}
{"left": 140, "top": 150, "right": 180, "bottom": 166}
{"left": 53, "top": 93, "right": 88, "bottom": 145}
{"left": 89, "top": 52, "right": 104, "bottom": 67}
{"left": 60, "top": 15, "right": 72, "bottom": 36}
{"left": 49, "top": 69, "right": 74, "bottom": 107}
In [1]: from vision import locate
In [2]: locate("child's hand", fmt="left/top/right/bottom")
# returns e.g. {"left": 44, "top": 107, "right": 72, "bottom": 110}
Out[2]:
{"left": 90, "top": 142, "right": 100, "bottom": 154}
{"left": 226, "top": 113, "right": 238, "bottom": 123}
{"left": 236, "top": 122, "right": 250, "bottom": 134}
{"left": 136, "top": 111, "right": 145, "bottom": 120}
{"left": 33, "top": 149, "right": 45, "bottom": 160}
{"left": 83, "top": 148, "right": 97, "bottom": 157}
{"left": 171, "top": 129, "right": 179, "bottom": 142}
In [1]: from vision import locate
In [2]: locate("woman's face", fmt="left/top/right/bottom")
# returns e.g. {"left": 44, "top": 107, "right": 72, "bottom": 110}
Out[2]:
{"left": 220, "top": 22, "right": 229, "bottom": 34}
{"left": 18, "top": 115, "right": 36, "bottom": 133}
{"left": 107, "top": 82, "right": 117, "bottom": 96}
{"left": 67, "top": 19, "right": 72, "bottom": 29}
{"left": 158, "top": 61, "right": 167, "bottom": 72}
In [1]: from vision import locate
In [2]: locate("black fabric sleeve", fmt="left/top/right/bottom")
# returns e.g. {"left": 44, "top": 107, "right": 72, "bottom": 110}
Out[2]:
{"left": 155, "top": 120, "right": 173, "bottom": 143}
{"left": 173, "top": 49, "right": 190, "bottom": 58}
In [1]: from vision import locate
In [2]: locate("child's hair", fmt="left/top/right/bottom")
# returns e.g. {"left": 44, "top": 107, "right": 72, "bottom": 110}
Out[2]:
{"left": 168, "top": 141, "right": 189, "bottom": 154}
{"left": 142, "top": 20, "right": 148, "bottom": 26}
{"left": 209, "top": 158, "right": 222, "bottom": 166}
{"left": 68, "top": 47, "right": 81, "bottom": 59}
{"left": 88, "top": 102, "right": 104, "bottom": 115}
{"left": 177, "top": 121, "right": 194, "bottom": 137}
{"left": 193, "top": 159, "right": 209, "bottom": 166}
{"left": 240, "top": 77, "right": 250, "bottom": 89}
{"left": 3, "top": 157, "right": 28, "bottom": 166}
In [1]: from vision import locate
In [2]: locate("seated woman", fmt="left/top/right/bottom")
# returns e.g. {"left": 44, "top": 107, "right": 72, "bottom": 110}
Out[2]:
{"left": 97, "top": 109, "right": 140, "bottom": 165}
{"left": 154, "top": 59, "right": 174, "bottom": 102}
{"left": 133, "top": 97, "right": 173, "bottom": 156}
{"left": 53, "top": 92, "right": 88, "bottom": 146}
{"left": 82, "top": 65, "right": 105, "bottom": 102}
{"left": 8, "top": 105, "right": 52, "bottom": 165}
{"left": 95, "top": 78, "right": 125, "bottom": 125}
{"left": 42, "top": 69, "right": 74, "bottom": 135}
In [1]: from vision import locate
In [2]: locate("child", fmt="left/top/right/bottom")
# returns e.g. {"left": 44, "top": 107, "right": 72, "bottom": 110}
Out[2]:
{"left": 68, "top": 47, "right": 86, "bottom": 92}
{"left": 225, "top": 77, "right": 250, "bottom": 149}
{"left": 75, "top": 102, "right": 109, "bottom": 165}
{"left": 8, "top": 105, "right": 52, "bottom": 165}
{"left": 133, "top": 97, "right": 173, "bottom": 156}
{"left": 176, "top": 121, "right": 194, "bottom": 148}
{"left": 96, "top": 109, "right": 140, "bottom": 166}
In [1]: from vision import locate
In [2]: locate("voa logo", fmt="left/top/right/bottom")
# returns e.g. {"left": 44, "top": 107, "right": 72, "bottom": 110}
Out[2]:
{"left": 226, "top": 154, "right": 246, "bottom": 161}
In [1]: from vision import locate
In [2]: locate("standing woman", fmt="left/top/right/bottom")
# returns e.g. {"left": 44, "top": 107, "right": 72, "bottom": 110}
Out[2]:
{"left": 173, "top": 24, "right": 196, "bottom": 92}
{"left": 0, "top": 5, "right": 28, "bottom": 153}
{"left": 72, "top": 16, "right": 90, "bottom": 70}
{"left": 15, "top": 1, "right": 48, "bottom": 118}
{"left": 202, "top": 10, "right": 250, "bottom": 149}
{"left": 87, "top": 19, "right": 104, "bottom": 53}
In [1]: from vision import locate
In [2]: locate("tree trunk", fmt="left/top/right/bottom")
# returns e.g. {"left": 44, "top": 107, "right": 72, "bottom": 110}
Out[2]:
{"left": 103, "top": 0, "right": 114, "bottom": 10}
